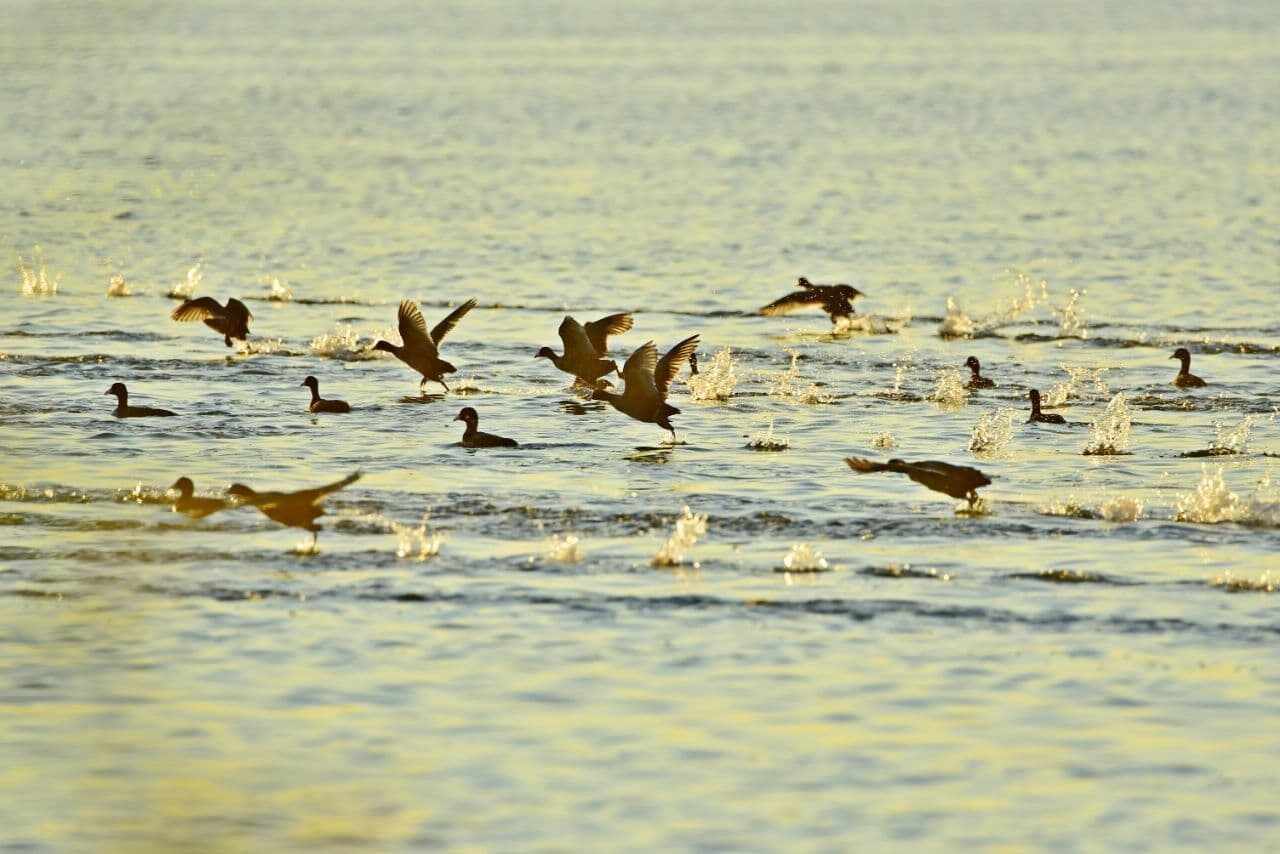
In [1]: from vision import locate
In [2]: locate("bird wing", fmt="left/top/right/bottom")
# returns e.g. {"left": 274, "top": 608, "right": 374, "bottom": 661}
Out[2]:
{"left": 654, "top": 334, "right": 700, "bottom": 397}
{"left": 225, "top": 298, "right": 254, "bottom": 323}
{"left": 621, "top": 341, "right": 660, "bottom": 398}
{"left": 397, "top": 300, "right": 434, "bottom": 352}
{"left": 171, "top": 296, "right": 224, "bottom": 322}
{"left": 285, "top": 471, "right": 362, "bottom": 506}
{"left": 583, "top": 312, "right": 633, "bottom": 354}
{"left": 845, "top": 457, "right": 891, "bottom": 474}
{"left": 557, "top": 316, "right": 596, "bottom": 360}
{"left": 910, "top": 461, "right": 992, "bottom": 487}
{"left": 760, "top": 291, "right": 822, "bottom": 316}
{"left": 430, "top": 299, "right": 478, "bottom": 346}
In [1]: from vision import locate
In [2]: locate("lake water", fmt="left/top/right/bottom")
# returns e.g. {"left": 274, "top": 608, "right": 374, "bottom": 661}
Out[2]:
{"left": 2, "top": 1, "right": 1279, "bottom": 849}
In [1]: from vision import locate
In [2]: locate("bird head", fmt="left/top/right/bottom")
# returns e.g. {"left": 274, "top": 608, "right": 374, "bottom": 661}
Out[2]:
{"left": 964, "top": 356, "right": 980, "bottom": 372}
{"left": 534, "top": 346, "right": 556, "bottom": 360}
{"left": 372, "top": 340, "right": 395, "bottom": 353}
{"left": 226, "top": 484, "right": 256, "bottom": 501}
{"left": 301, "top": 375, "right": 318, "bottom": 389}
{"left": 1029, "top": 389, "right": 1042, "bottom": 405}
{"left": 454, "top": 407, "right": 478, "bottom": 426}
{"left": 105, "top": 382, "right": 127, "bottom": 397}
{"left": 168, "top": 477, "right": 194, "bottom": 497}
{"left": 1170, "top": 347, "right": 1190, "bottom": 361}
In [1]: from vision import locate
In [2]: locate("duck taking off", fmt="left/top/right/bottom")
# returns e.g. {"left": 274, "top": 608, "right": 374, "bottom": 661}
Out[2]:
{"left": 846, "top": 457, "right": 992, "bottom": 507}
{"left": 760, "top": 277, "right": 864, "bottom": 326}
{"left": 167, "top": 477, "right": 228, "bottom": 519}
{"left": 454, "top": 407, "right": 518, "bottom": 448}
{"left": 105, "top": 382, "right": 177, "bottom": 418}
{"left": 964, "top": 356, "right": 995, "bottom": 389}
{"left": 536, "top": 313, "right": 634, "bottom": 385}
{"left": 374, "top": 299, "right": 477, "bottom": 392}
{"left": 170, "top": 297, "right": 253, "bottom": 347}
{"left": 592, "top": 334, "right": 700, "bottom": 442}
{"left": 227, "top": 471, "right": 360, "bottom": 550}
{"left": 1170, "top": 347, "right": 1207, "bottom": 388}
{"left": 301, "top": 376, "right": 351, "bottom": 413}
{"left": 1026, "top": 389, "right": 1065, "bottom": 424}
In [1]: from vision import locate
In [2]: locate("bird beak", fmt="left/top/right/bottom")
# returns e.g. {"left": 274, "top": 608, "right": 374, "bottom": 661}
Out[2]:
{"left": 1168, "top": 354, "right": 1176, "bottom": 359}
{"left": 103, "top": 389, "right": 112, "bottom": 395}
{"left": 453, "top": 415, "right": 462, "bottom": 422}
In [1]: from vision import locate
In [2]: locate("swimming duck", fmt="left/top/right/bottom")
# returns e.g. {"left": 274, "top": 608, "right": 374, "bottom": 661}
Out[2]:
{"left": 167, "top": 477, "right": 228, "bottom": 519}
{"left": 454, "top": 407, "right": 518, "bottom": 448}
{"left": 1170, "top": 347, "right": 1206, "bottom": 388}
{"left": 1027, "top": 389, "right": 1065, "bottom": 424}
{"left": 374, "top": 298, "right": 477, "bottom": 392}
{"left": 226, "top": 471, "right": 360, "bottom": 549}
{"left": 301, "top": 376, "right": 351, "bottom": 413}
{"left": 964, "top": 356, "right": 995, "bottom": 389}
{"left": 760, "top": 277, "right": 864, "bottom": 325}
{"left": 170, "top": 297, "right": 253, "bottom": 347}
{"left": 536, "top": 313, "right": 634, "bottom": 385}
{"left": 592, "top": 334, "right": 700, "bottom": 441}
{"left": 846, "top": 457, "right": 992, "bottom": 507}
{"left": 105, "top": 382, "right": 177, "bottom": 418}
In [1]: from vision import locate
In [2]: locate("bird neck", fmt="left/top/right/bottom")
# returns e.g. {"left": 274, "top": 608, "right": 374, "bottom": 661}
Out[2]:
{"left": 308, "top": 384, "right": 321, "bottom": 404}
{"left": 1176, "top": 355, "right": 1191, "bottom": 375}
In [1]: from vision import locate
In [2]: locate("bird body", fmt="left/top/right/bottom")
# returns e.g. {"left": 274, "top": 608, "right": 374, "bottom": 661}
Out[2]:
{"left": 227, "top": 472, "right": 360, "bottom": 548}
{"left": 1170, "top": 348, "right": 1206, "bottom": 388}
{"left": 454, "top": 407, "right": 518, "bottom": 448}
{"left": 301, "top": 376, "right": 351, "bottom": 413}
{"left": 168, "top": 477, "right": 228, "bottom": 519}
{"left": 846, "top": 457, "right": 992, "bottom": 505}
{"left": 965, "top": 356, "right": 995, "bottom": 389}
{"left": 374, "top": 299, "right": 476, "bottom": 392}
{"left": 1027, "top": 389, "right": 1065, "bottom": 424}
{"left": 105, "top": 383, "right": 177, "bottom": 418}
{"left": 760, "top": 277, "right": 864, "bottom": 325}
{"left": 592, "top": 334, "right": 699, "bottom": 441}
{"left": 536, "top": 313, "right": 633, "bottom": 385}
{"left": 171, "top": 297, "right": 253, "bottom": 347}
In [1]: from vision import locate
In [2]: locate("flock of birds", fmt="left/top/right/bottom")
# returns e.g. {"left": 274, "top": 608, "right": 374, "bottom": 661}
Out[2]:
{"left": 93, "top": 277, "right": 1216, "bottom": 548}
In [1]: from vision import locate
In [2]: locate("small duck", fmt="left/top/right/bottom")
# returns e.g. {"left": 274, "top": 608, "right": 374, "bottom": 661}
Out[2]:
{"left": 374, "top": 298, "right": 477, "bottom": 392}
{"left": 760, "top": 277, "right": 864, "bottom": 326}
{"left": 536, "top": 313, "right": 634, "bottom": 385}
{"left": 170, "top": 296, "right": 253, "bottom": 347}
{"left": 846, "top": 457, "right": 992, "bottom": 507}
{"left": 1026, "top": 389, "right": 1065, "bottom": 424}
{"left": 167, "top": 477, "right": 228, "bottom": 519}
{"left": 454, "top": 407, "right": 518, "bottom": 448}
{"left": 964, "top": 356, "right": 995, "bottom": 389}
{"left": 105, "top": 382, "right": 177, "bottom": 418}
{"left": 301, "top": 375, "right": 351, "bottom": 413}
{"left": 1170, "top": 347, "right": 1207, "bottom": 388}
{"left": 227, "top": 471, "right": 360, "bottom": 550}
{"left": 592, "top": 334, "right": 700, "bottom": 442}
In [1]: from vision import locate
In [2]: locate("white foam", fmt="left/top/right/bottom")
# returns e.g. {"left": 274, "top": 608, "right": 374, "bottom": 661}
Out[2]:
{"left": 1083, "top": 393, "right": 1131, "bottom": 455}
{"left": 1053, "top": 288, "right": 1088, "bottom": 339}
{"left": 105, "top": 273, "right": 132, "bottom": 297}
{"left": 262, "top": 275, "right": 293, "bottom": 302}
{"left": 929, "top": 367, "right": 969, "bottom": 410}
{"left": 686, "top": 346, "right": 737, "bottom": 401}
{"left": 544, "top": 533, "right": 584, "bottom": 564}
{"left": 1099, "top": 495, "right": 1144, "bottom": 522}
{"left": 1175, "top": 467, "right": 1280, "bottom": 526}
{"left": 938, "top": 270, "right": 1048, "bottom": 338}
{"left": 969, "top": 407, "right": 1018, "bottom": 457}
{"left": 760, "top": 349, "right": 832, "bottom": 404}
{"left": 652, "top": 506, "right": 708, "bottom": 567}
{"left": 16, "top": 246, "right": 59, "bottom": 295}
{"left": 746, "top": 417, "right": 790, "bottom": 451}
{"left": 1043, "top": 364, "right": 1110, "bottom": 407}
{"left": 167, "top": 262, "right": 201, "bottom": 299}
{"left": 394, "top": 515, "right": 444, "bottom": 560}
{"left": 871, "top": 432, "right": 896, "bottom": 450}
{"left": 780, "top": 543, "right": 829, "bottom": 572}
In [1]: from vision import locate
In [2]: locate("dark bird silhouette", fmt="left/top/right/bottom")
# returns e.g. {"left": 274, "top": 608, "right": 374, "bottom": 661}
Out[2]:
{"left": 964, "top": 356, "right": 995, "bottom": 389}
{"left": 105, "top": 382, "right": 177, "bottom": 418}
{"left": 536, "top": 313, "right": 633, "bottom": 385}
{"left": 170, "top": 297, "right": 253, "bottom": 347}
{"left": 592, "top": 335, "right": 700, "bottom": 442}
{"left": 689, "top": 351, "right": 699, "bottom": 375}
{"left": 1170, "top": 347, "right": 1207, "bottom": 388}
{"left": 301, "top": 376, "right": 351, "bottom": 413}
{"left": 760, "top": 277, "right": 864, "bottom": 325}
{"left": 454, "top": 406, "right": 518, "bottom": 448}
{"left": 846, "top": 457, "right": 992, "bottom": 507}
{"left": 227, "top": 471, "right": 360, "bottom": 550}
{"left": 1027, "top": 389, "right": 1065, "bottom": 424}
{"left": 374, "top": 299, "right": 477, "bottom": 392}
{"left": 168, "top": 477, "right": 228, "bottom": 519}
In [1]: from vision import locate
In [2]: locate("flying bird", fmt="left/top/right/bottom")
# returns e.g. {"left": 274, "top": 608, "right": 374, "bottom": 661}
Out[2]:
{"left": 227, "top": 471, "right": 360, "bottom": 550}
{"left": 536, "top": 313, "right": 634, "bottom": 385}
{"left": 846, "top": 457, "right": 992, "bottom": 507}
{"left": 170, "top": 297, "right": 253, "bottom": 347}
{"left": 454, "top": 407, "right": 518, "bottom": 448}
{"left": 104, "top": 382, "right": 177, "bottom": 418}
{"left": 760, "top": 277, "right": 864, "bottom": 326}
{"left": 592, "top": 334, "right": 700, "bottom": 442}
{"left": 374, "top": 298, "right": 477, "bottom": 392}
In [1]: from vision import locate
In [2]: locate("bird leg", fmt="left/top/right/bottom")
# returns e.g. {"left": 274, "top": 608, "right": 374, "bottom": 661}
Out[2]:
{"left": 438, "top": 378, "right": 450, "bottom": 393}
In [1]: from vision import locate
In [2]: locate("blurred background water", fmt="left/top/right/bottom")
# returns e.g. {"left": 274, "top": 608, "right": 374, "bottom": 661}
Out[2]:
{"left": 2, "top": 1, "right": 1279, "bottom": 849}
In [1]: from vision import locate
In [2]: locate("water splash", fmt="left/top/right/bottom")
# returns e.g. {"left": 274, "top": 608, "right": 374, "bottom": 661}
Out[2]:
{"left": 1211, "top": 413, "right": 1270, "bottom": 454}
{"left": 1099, "top": 495, "right": 1144, "bottom": 522}
{"left": 1043, "top": 364, "right": 1110, "bottom": 407}
{"left": 451, "top": 377, "right": 499, "bottom": 396}
{"left": 937, "top": 297, "right": 976, "bottom": 339}
{"left": 262, "top": 275, "right": 293, "bottom": 302}
{"left": 871, "top": 432, "right": 896, "bottom": 450}
{"left": 969, "top": 407, "right": 1018, "bottom": 457}
{"left": 544, "top": 533, "right": 584, "bottom": 564}
{"left": 686, "top": 347, "right": 737, "bottom": 401}
{"left": 762, "top": 350, "right": 832, "bottom": 404}
{"left": 746, "top": 417, "right": 790, "bottom": 451}
{"left": 1175, "top": 467, "right": 1280, "bottom": 526}
{"left": 168, "top": 262, "right": 201, "bottom": 299}
{"left": 393, "top": 515, "right": 444, "bottom": 561}
{"left": 779, "top": 543, "right": 829, "bottom": 572}
{"left": 652, "top": 506, "right": 707, "bottom": 567}
{"left": 938, "top": 270, "right": 1048, "bottom": 339}
{"left": 928, "top": 367, "right": 969, "bottom": 410}
{"left": 1083, "top": 393, "right": 1131, "bottom": 455}
{"left": 309, "top": 323, "right": 393, "bottom": 360}
{"left": 1053, "top": 288, "right": 1088, "bottom": 339}
{"left": 16, "top": 246, "right": 59, "bottom": 295}
{"left": 105, "top": 273, "right": 132, "bottom": 297}
{"left": 1210, "top": 571, "right": 1279, "bottom": 593}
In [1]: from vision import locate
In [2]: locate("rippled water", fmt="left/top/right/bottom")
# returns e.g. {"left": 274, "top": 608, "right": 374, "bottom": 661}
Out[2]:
{"left": 3, "top": 1, "right": 1280, "bottom": 849}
